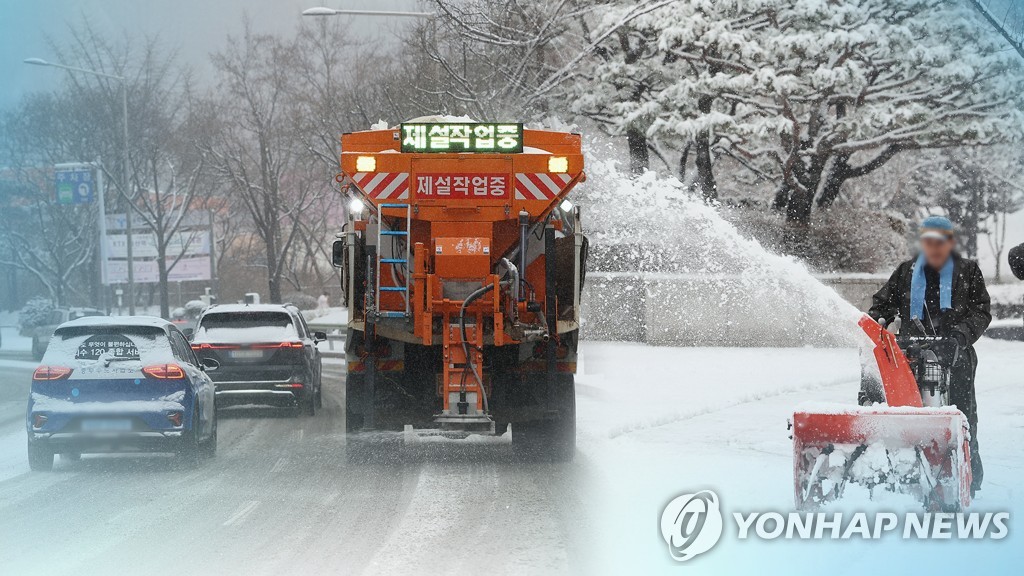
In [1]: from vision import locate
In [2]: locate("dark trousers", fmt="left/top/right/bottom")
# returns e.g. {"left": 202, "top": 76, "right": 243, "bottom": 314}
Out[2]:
{"left": 951, "top": 349, "right": 983, "bottom": 489}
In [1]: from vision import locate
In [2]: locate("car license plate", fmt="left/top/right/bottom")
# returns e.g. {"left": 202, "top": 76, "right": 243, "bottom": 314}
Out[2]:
{"left": 230, "top": 349, "right": 263, "bottom": 359}
{"left": 81, "top": 418, "right": 132, "bottom": 432}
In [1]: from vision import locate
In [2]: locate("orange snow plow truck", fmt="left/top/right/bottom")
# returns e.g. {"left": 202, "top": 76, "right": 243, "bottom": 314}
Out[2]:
{"left": 332, "top": 119, "right": 587, "bottom": 462}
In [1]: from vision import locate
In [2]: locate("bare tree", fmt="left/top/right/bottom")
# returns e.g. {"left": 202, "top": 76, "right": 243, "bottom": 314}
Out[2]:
{"left": 204, "top": 23, "right": 332, "bottom": 303}
{"left": 413, "top": 0, "right": 675, "bottom": 120}
{"left": 0, "top": 87, "right": 105, "bottom": 306}
{"left": 0, "top": 167, "right": 95, "bottom": 305}
{"left": 129, "top": 143, "right": 210, "bottom": 318}
{"left": 18, "top": 22, "right": 211, "bottom": 315}
{"left": 982, "top": 161, "right": 1024, "bottom": 280}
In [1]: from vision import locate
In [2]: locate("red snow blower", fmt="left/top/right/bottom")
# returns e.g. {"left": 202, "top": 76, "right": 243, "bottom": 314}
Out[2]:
{"left": 792, "top": 315, "right": 972, "bottom": 511}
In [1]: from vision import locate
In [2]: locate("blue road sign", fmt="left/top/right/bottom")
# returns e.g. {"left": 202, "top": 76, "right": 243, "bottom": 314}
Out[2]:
{"left": 55, "top": 168, "right": 94, "bottom": 205}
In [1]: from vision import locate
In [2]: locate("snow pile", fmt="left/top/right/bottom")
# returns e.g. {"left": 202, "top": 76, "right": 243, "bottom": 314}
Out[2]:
{"left": 0, "top": 326, "right": 32, "bottom": 353}
{"left": 578, "top": 160, "right": 865, "bottom": 347}
{"left": 306, "top": 307, "right": 348, "bottom": 329}
{"left": 988, "top": 283, "right": 1024, "bottom": 303}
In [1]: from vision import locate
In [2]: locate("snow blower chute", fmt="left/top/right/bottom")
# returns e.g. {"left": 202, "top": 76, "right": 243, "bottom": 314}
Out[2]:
{"left": 792, "top": 315, "right": 972, "bottom": 510}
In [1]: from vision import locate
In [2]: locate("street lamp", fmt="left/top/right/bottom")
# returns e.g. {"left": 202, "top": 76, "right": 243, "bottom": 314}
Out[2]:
{"left": 24, "top": 57, "right": 138, "bottom": 315}
{"left": 302, "top": 6, "right": 436, "bottom": 18}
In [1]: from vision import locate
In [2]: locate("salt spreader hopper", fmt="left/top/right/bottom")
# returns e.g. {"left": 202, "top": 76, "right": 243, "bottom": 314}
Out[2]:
{"left": 333, "top": 119, "right": 587, "bottom": 461}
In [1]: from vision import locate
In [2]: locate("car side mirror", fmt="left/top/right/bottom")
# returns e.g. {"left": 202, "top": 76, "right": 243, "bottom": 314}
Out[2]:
{"left": 201, "top": 357, "right": 220, "bottom": 372}
{"left": 182, "top": 327, "right": 194, "bottom": 340}
{"left": 313, "top": 331, "right": 328, "bottom": 343}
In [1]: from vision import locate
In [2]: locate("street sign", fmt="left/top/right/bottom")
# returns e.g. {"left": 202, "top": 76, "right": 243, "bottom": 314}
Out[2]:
{"left": 101, "top": 206, "right": 214, "bottom": 285}
{"left": 104, "top": 256, "right": 212, "bottom": 284}
{"left": 55, "top": 168, "right": 94, "bottom": 204}
{"left": 105, "top": 230, "right": 210, "bottom": 259}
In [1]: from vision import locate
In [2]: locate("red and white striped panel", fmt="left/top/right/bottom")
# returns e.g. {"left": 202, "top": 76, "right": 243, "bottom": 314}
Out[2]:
{"left": 351, "top": 172, "right": 410, "bottom": 200}
{"left": 514, "top": 173, "right": 572, "bottom": 201}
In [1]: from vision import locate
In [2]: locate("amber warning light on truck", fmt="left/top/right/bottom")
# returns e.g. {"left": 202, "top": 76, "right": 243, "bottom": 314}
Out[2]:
{"left": 400, "top": 122, "right": 524, "bottom": 153}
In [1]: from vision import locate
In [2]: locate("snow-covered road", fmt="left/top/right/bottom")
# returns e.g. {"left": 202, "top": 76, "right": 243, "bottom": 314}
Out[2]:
{"left": 0, "top": 339, "right": 1021, "bottom": 575}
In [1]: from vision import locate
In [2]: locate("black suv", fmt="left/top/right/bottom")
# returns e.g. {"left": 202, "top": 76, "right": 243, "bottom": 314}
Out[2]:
{"left": 190, "top": 304, "right": 325, "bottom": 415}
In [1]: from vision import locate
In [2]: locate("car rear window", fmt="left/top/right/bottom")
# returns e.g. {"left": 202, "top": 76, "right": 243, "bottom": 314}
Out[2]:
{"left": 195, "top": 312, "right": 298, "bottom": 343}
{"left": 47, "top": 326, "right": 171, "bottom": 365}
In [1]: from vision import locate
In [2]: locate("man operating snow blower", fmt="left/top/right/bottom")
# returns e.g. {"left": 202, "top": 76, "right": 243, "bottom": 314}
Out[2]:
{"left": 860, "top": 216, "right": 991, "bottom": 495}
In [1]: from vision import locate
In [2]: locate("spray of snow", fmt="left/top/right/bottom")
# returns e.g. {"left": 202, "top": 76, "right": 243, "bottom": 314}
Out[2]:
{"left": 578, "top": 159, "right": 866, "bottom": 347}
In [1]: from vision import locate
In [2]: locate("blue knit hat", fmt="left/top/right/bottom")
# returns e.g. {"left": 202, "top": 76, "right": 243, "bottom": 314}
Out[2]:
{"left": 920, "top": 216, "right": 954, "bottom": 240}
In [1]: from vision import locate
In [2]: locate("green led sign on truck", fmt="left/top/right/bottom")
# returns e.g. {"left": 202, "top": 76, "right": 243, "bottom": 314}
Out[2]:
{"left": 400, "top": 123, "right": 524, "bottom": 153}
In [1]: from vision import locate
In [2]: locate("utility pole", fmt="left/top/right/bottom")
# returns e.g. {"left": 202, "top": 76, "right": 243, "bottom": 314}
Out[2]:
{"left": 121, "top": 80, "right": 136, "bottom": 314}
{"left": 95, "top": 157, "right": 108, "bottom": 311}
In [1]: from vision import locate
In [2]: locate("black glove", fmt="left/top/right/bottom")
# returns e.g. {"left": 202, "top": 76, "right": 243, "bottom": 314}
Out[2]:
{"left": 952, "top": 330, "right": 969, "bottom": 349}
{"left": 934, "top": 332, "right": 967, "bottom": 365}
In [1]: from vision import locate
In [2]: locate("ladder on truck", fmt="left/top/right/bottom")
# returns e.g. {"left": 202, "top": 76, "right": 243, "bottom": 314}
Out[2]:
{"left": 375, "top": 203, "right": 412, "bottom": 319}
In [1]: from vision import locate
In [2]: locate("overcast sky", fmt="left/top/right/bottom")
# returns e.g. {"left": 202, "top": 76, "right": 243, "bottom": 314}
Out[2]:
{"left": 0, "top": 0, "right": 421, "bottom": 110}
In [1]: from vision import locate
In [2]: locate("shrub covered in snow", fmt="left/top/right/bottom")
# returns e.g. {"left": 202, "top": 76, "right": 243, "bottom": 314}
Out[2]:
{"left": 184, "top": 300, "right": 207, "bottom": 314}
{"left": 282, "top": 292, "right": 318, "bottom": 311}
{"left": 18, "top": 297, "right": 55, "bottom": 330}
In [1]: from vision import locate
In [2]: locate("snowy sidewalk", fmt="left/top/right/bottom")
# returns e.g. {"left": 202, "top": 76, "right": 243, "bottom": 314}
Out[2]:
{"left": 573, "top": 338, "right": 1024, "bottom": 574}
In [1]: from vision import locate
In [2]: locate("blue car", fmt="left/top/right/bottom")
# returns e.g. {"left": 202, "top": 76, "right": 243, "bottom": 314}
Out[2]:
{"left": 26, "top": 316, "right": 218, "bottom": 470}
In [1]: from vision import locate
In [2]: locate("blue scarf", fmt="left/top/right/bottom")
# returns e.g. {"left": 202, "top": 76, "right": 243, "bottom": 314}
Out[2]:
{"left": 910, "top": 253, "right": 953, "bottom": 320}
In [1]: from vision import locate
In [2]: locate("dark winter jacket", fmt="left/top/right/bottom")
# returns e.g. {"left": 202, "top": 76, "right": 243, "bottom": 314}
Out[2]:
{"left": 1009, "top": 243, "right": 1024, "bottom": 281}
{"left": 868, "top": 253, "right": 991, "bottom": 345}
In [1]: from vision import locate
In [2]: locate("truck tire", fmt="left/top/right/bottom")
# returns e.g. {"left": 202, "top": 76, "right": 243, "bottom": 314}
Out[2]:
{"left": 345, "top": 373, "right": 365, "bottom": 433}
{"left": 345, "top": 373, "right": 402, "bottom": 463}
{"left": 512, "top": 376, "right": 576, "bottom": 462}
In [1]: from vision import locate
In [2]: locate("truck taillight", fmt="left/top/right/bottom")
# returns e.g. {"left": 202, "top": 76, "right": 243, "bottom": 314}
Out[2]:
{"left": 143, "top": 364, "right": 186, "bottom": 379}
{"left": 252, "top": 342, "right": 304, "bottom": 349}
{"left": 32, "top": 366, "right": 73, "bottom": 381}
{"left": 356, "top": 340, "right": 391, "bottom": 358}
{"left": 32, "top": 414, "right": 48, "bottom": 428}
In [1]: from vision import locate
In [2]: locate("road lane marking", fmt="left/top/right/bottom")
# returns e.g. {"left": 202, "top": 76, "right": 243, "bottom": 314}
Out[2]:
{"left": 222, "top": 500, "right": 260, "bottom": 526}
